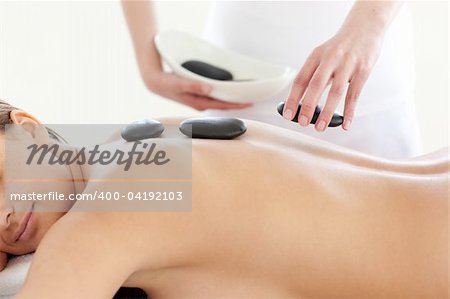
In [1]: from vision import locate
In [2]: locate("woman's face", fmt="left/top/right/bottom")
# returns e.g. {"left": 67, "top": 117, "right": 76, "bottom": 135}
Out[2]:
{"left": 0, "top": 109, "right": 72, "bottom": 262}
{"left": 0, "top": 139, "right": 66, "bottom": 256}
{"left": 0, "top": 202, "right": 65, "bottom": 256}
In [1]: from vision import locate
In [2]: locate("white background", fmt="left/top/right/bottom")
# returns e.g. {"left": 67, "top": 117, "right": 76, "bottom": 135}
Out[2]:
{"left": 0, "top": 1, "right": 448, "bottom": 153}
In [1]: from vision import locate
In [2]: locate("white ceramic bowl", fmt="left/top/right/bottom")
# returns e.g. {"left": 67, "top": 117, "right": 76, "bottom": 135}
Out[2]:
{"left": 154, "top": 30, "right": 296, "bottom": 103}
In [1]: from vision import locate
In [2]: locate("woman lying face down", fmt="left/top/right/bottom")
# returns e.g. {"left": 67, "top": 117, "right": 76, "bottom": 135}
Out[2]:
{"left": 0, "top": 99, "right": 449, "bottom": 299}
{"left": 0, "top": 100, "right": 71, "bottom": 267}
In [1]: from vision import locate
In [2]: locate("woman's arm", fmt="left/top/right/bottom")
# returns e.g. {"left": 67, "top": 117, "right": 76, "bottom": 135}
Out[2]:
{"left": 121, "top": 0, "right": 251, "bottom": 111}
{"left": 284, "top": 1, "right": 404, "bottom": 131}
{"left": 14, "top": 213, "right": 138, "bottom": 299}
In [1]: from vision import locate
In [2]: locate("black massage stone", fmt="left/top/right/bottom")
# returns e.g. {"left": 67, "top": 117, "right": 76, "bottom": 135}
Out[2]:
{"left": 277, "top": 102, "right": 343, "bottom": 127}
{"left": 179, "top": 117, "right": 247, "bottom": 139}
{"left": 121, "top": 119, "right": 164, "bottom": 142}
{"left": 181, "top": 60, "right": 233, "bottom": 81}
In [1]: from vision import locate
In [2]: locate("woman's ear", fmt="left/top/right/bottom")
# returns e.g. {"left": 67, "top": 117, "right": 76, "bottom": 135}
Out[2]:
{"left": 9, "top": 110, "right": 49, "bottom": 141}
{"left": 0, "top": 251, "right": 7, "bottom": 271}
{"left": 10, "top": 110, "right": 41, "bottom": 128}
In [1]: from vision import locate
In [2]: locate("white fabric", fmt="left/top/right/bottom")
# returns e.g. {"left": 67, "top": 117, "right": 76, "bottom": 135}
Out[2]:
{"left": 0, "top": 254, "right": 32, "bottom": 298}
{"left": 202, "top": 1, "right": 422, "bottom": 159}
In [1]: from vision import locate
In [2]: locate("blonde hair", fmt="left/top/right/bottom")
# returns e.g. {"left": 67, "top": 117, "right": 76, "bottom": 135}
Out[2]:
{"left": 0, "top": 99, "right": 66, "bottom": 143}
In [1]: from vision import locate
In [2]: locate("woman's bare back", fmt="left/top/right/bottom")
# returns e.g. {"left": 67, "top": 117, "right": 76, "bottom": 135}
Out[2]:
{"left": 18, "top": 118, "right": 449, "bottom": 299}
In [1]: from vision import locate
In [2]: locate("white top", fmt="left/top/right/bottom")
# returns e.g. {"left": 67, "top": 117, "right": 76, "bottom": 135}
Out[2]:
{"left": 201, "top": 1, "right": 421, "bottom": 159}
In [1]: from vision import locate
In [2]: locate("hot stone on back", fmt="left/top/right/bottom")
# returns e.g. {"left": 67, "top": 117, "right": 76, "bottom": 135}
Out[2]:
{"left": 179, "top": 117, "right": 247, "bottom": 139}
{"left": 121, "top": 119, "right": 165, "bottom": 142}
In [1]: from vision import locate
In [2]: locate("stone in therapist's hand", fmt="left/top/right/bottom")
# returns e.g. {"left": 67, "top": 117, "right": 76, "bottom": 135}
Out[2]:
{"left": 181, "top": 60, "right": 233, "bottom": 81}
{"left": 179, "top": 117, "right": 247, "bottom": 139}
{"left": 121, "top": 119, "right": 165, "bottom": 142}
{"left": 277, "top": 102, "right": 343, "bottom": 127}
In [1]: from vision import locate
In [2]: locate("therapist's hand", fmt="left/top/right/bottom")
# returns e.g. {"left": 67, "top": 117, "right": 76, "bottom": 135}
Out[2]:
{"left": 121, "top": 0, "right": 252, "bottom": 111}
{"left": 144, "top": 70, "right": 253, "bottom": 111}
{"left": 284, "top": 29, "right": 381, "bottom": 131}
{"left": 283, "top": 1, "right": 403, "bottom": 132}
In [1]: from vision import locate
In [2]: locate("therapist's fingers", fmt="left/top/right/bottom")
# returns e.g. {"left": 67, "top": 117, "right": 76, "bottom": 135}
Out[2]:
{"left": 179, "top": 79, "right": 213, "bottom": 97}
{"left": 181, "top": 93, "right": 253, "bottom": 111}
{"left": 343, "top": 69, "right": 369, "bottom": 130}
{"left": 315, "top": 75, "right": 348, "bottom": 132}
{"left": 174, "top": 76, "right": 253, "bottom": 110}
{"left": 283, "top": 52, "right": 320, "bottom": 120}
{"left": 298, "top": 64, "right": 333, "bottom": 126}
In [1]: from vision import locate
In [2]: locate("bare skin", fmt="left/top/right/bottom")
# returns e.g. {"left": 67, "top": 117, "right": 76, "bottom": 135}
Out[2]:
{"left": 121, "top": 1, "right": 252, "bottom": 111}
{"left": 122, "top": 0, "right": 405, "bottom": 131}
{"left": 1, "top": 113, "right": 448, "bottom": 298}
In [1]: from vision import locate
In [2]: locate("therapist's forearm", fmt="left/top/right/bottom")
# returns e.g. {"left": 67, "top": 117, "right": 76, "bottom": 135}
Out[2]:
{"left": 340, "top": 1, "right": 404, "bottom": 37}
{"left": 121, "top": 1, "right": 248, "bottom": 110}
{"left": 121, "top": 0, "right": 162, "bottom": 76}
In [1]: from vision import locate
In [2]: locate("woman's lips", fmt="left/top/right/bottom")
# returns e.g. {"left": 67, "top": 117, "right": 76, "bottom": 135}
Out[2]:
{"left": 15, "top": 203, "right": 36, "bottom": 242}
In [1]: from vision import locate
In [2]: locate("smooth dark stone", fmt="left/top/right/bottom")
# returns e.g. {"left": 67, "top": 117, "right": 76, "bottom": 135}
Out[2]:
{"left": 113, "top": 288, "right": 148, "bottom": 299}
{"left": 181, "top": 60, "right": 233, "bottom": 81}
{"left": 277, "top": 102, "right": 343, "bottom": 127}
{"left": 121, "top": 119, "right": 164, "bottom": 142}
{"left": 179, "top": 117, "right": 247, "bottom": 139}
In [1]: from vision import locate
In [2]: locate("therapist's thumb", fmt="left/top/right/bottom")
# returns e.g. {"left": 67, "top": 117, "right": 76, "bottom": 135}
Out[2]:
{"left": 180, "top": 79, "right": 212, "bottom": 96}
